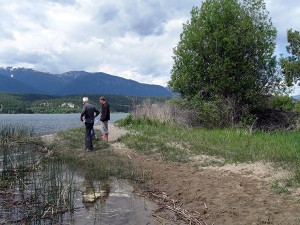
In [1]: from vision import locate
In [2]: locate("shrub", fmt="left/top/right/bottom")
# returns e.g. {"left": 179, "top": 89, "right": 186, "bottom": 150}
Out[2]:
{"left": 269, "top": 95, "right": 295, "bottom": 111}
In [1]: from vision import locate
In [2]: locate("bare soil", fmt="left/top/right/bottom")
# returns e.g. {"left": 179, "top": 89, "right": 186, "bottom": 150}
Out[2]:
{"left": 106, "top": 124, "right": 300, "bottom": 225}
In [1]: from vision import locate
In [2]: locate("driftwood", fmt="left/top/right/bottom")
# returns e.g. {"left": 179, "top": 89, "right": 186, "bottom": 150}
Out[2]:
{"left": 142, "top": 189, "right": 213, "bottom": 225}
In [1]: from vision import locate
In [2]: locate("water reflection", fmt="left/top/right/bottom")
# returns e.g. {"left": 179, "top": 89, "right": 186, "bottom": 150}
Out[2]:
{"left": 75, "top": 178, "right": 156, "bottom": 225}
{"left": 82, "top": 177, "right": 111, "bottom": 210}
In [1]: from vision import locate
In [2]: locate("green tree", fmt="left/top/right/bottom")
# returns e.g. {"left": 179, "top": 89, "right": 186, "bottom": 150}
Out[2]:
{"left": 169, "top": 0, "right": 278, "bottom": 114}
{"left": 280, "top": 29, "right": 300, "bottom": 86}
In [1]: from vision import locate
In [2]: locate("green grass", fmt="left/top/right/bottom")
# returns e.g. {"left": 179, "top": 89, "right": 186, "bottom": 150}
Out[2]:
{"left": 188, "top": 128, "right": 300, "bottom": 164}
{"left": 117, "top": 116, "right": 300, "bottom": 181}
{"left": 48, "top": 127, "right": 144, "bottom": 181}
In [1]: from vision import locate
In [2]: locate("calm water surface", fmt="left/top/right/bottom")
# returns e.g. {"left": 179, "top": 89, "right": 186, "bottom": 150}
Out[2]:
{"left": 0, "top": 113, "right": 128, "bottom": 135}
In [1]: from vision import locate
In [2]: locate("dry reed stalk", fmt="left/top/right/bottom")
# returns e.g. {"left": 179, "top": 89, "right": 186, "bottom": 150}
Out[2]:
{"left": 132, "top": 100, "right": 199, "bottom": 127}
{"left": 143, "top": 189, "right": 212, "bottom": 225}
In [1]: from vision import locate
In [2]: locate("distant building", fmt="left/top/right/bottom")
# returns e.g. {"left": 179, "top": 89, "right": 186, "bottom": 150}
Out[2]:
{"left": 61, "top": 102, "right": 75, "bottom": 108}
{"left": 40, "top": 102, "right": 52, "bottom": 106}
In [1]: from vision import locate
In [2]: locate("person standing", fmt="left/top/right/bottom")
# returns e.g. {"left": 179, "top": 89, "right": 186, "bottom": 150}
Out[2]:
{"left": 80, "top": 97, "right": 100, "bottom": 151}
{"left": 99, "top": 96, "right": 110, "bottom": 141}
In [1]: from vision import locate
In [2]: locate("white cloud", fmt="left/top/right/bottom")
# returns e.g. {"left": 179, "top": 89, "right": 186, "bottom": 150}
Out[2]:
{"left": 0, "top": 0, "right": 299, "bottom": 90}
{"left": 265, "top": 0, "right": 300, "bottom": 56}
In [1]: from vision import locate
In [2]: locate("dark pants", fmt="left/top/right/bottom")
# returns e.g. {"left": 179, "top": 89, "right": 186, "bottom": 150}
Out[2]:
{"left": 91, "top": 128, "right": 95, "bottom": 140}
{"left": 85, "top": 122, "right": 94, "bottom": 150}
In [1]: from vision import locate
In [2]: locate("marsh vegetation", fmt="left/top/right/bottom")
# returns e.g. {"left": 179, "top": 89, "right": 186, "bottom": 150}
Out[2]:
{"left": 0, "top": 124, "right": 77, "bottom": 224}
{"left": 0, "top": 123, "right": 153, "bottom": 224}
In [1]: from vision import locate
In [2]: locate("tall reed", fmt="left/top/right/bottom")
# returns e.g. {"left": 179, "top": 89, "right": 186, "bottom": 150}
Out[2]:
{"left": 0, "top": 131, "right": 76, "bottom": 224}
{"left": 0, "top": 123, "right": 34, "bottom": 147}
{"left": 132, "top": 99, "right": 199, "bottom": 127}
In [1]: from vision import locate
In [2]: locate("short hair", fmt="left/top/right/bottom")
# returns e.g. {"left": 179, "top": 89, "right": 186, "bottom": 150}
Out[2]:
{"left": 99, "top": 96, "right": 105, "bottom": 101}
{"left": 82, "top": 97, "right": 89, "bottom": 103}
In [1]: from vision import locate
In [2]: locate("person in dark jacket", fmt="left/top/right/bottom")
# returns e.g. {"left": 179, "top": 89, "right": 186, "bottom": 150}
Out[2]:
{"left": 99, "top": 96, "right": 110, "bottom": 141}
{"left": 80, "top": 97, "right": 100, "bottom": 151}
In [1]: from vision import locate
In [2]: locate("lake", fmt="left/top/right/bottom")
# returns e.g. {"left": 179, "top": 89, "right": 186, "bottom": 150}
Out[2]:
{"left": 0, "top": 113, "right": 128, "bottom": 135}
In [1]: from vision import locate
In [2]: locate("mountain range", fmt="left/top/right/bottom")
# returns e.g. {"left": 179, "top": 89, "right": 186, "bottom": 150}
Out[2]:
{"left": 291, "top": 95, "right": 300, "bottom": 101}
{"left": 0, "top": 67, "right": 172, "bottom": 97}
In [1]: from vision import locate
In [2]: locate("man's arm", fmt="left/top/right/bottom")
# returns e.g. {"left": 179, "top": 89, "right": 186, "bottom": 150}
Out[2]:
{"left": 95, "top": 107, "right": 100, "bottom": 118}
{"left": 80, "top": 105, "right": 86, "bottom": 122}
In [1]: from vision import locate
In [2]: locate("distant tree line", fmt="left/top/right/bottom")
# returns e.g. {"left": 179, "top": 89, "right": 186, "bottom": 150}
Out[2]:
{"left": 0, "top": 92, "right": 170, "bottom": 114}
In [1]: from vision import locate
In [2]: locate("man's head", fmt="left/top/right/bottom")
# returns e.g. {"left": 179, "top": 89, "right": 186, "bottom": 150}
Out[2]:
{"left": 99, "top": 96, "right": 105, "bottom": 104}
{"left": 83, "top": 97, "right": 89, "bottom": 104}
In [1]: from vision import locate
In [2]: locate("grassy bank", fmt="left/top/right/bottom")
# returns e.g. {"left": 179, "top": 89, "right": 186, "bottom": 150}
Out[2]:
{"left": 117, "top": 115, "right": 300, "bottom": 181}
{"left": 47, "top": 127, "right": 144, "bottom": 181}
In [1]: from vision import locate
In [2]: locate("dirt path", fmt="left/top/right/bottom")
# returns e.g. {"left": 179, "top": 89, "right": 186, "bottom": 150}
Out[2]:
{"left": 105, "top": 124, "right": 300, "bottom": 225}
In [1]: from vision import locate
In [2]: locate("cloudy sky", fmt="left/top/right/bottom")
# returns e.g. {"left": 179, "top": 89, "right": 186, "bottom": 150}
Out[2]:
{"left": 0, "top": 0, "right": 299, "bottom": 93}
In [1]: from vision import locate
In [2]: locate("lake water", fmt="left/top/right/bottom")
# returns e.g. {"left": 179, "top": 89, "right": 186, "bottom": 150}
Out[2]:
{"left": 0, "top": 113, "right": 128, "bottom": 135}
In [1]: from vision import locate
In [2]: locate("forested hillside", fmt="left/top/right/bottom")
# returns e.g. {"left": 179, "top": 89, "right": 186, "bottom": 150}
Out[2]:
{"left": 0, "top": 92, "right": 169, "bottom": 114}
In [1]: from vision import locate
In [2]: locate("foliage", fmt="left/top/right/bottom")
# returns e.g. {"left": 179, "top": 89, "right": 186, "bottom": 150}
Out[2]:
{"left": 295, "top": 102, "right": 300, "bottom": 114}
{"left": 129, "top": 98, "right": 299, "bottom": 133}
{"left": 169, "top": 0, "right": 279, "bottom": 122}
{"left": 269, "top": 95, "right": 295, "bottom": 111}
{"left": 192, "top": 98, "right": 232, "bottom": 128}
{"left": 186, "top": 96, "right": 254, "bottom": 127}
{"left": 280, "top": 29, "right": 300, "bottom": 86}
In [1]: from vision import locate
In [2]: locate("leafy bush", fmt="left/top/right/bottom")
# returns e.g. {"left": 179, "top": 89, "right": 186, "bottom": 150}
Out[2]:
{"left": 269, "top": 95, "right": 295, "bottom": 111}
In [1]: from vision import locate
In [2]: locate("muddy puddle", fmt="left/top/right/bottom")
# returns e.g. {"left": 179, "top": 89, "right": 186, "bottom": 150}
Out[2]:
{"left": 0, "top": 143, "right": 157, "bottom": 225}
